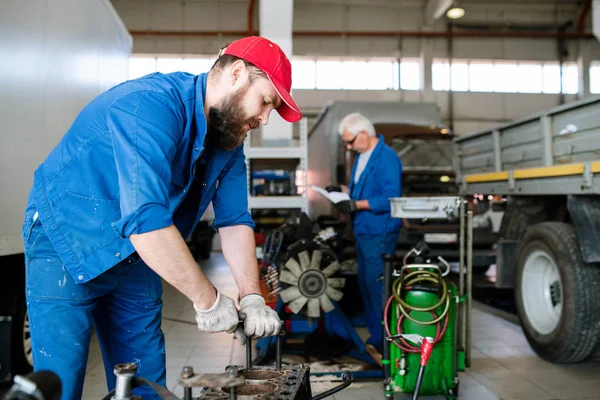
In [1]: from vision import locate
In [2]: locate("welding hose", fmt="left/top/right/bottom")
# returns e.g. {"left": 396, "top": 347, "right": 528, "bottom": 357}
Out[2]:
{"left": 393, "top": 270, "right": 448, "bottom": 312}
{"left": 385, "top": 268, "right": 450, "bottom": 352}
{"left": 384, "top": 295, "right": 449, "bottom": 353}
{"left": 392, "top": 270, "right": 450, "bottom": 325}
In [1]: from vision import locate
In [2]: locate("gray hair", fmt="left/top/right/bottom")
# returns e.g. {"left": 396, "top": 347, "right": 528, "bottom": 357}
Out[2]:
{"left": 337, "top": 112, "right": 376, "bottom": 137}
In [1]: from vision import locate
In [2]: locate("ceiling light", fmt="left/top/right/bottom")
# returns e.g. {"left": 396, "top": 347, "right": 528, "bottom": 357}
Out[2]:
{"left": 446, "top": 7, "right": 465, "bottom": 19}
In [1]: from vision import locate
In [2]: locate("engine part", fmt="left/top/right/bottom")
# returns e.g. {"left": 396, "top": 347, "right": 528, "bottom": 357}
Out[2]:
{"left": 2, "top": 370, "right": 62, "bottom": 400}
{"left": 278, "top": 249, "right": 345, "bottom": 318}
{"left": 195, "top": 365, "right": 311, "bottom": 400}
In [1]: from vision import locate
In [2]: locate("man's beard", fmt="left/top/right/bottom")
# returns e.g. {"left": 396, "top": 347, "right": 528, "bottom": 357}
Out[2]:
{"left": 207, "top": 84, "right": 260, "bottom": 151}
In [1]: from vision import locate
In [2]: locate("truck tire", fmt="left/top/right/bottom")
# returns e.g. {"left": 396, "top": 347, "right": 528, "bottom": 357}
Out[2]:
{"left": 515, "top": 222, "right": 600, "bottom": 363}
{"left": 12, "top": 298, "right": 33, "bottom": 375}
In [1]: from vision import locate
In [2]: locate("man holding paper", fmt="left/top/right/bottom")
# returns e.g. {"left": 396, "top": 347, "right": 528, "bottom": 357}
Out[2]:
{"left": 326, "top": 112, "right": 402, "bottom": 352}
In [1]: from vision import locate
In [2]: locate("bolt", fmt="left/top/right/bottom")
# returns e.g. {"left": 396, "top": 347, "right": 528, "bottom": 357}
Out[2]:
{"left": 114, "top": 363, "right": 137, "bottom": 375}
{"left": 181, "top": 366, "right": 194, "bottom": 379}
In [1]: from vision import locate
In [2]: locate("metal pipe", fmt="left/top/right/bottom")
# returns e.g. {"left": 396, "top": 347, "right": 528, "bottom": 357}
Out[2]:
{"left": 276, "top": 334, "right": 282, "bottom": 369}
{"left": 112, "top": 364, "right": 137, "bottom": 400}
{"left": 466, "top": 210, "right": 473, "bottom": 368}
{"left": 577, "top": 0, "right": 592, "bottom": 33}
{"left": 128, "top": 29, "right": 596, "bottom": 40}
{"left": 246, "top": 337, "right": 252, "bottom": 369}
{"left": 458, "top": 199, "right": 465, "bottom": 354}
{"left": 247, "top": 0, "right": 256, "bottom": 35}
{"left": 184, "top": 387, "right": 192, "bottom": 400}
{"left": 382, "top": 253, "right": 394, "bottom": 400}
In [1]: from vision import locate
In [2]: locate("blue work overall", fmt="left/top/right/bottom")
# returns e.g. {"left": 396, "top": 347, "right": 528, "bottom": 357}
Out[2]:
{"left": 348, "top": 136, "right": 402, "bottom": 351}
{"left": 22, "top": 72, "right": 254, "bottom": 399}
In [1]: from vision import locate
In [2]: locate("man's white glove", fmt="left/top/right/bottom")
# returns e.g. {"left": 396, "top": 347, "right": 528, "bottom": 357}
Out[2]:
{"left": 194, "top": 292, "right": 239, "bottom": 335}
{"left": 239, "top": 294, "right": 282, "bottom": 340}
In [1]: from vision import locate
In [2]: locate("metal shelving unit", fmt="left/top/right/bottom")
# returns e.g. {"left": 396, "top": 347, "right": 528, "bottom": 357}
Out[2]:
{"left": 244, "top": 118, "right": 309, "bottom": 212}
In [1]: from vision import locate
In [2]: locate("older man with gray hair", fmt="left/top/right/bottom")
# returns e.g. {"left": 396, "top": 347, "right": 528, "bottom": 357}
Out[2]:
{"left": 326, "top": 112, "right": 402, "bottom": 353}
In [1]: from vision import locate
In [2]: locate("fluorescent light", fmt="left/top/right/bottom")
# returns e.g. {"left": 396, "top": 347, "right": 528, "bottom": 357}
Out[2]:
{"left": 446, "top": 7, "right": 465, "bottom": 19}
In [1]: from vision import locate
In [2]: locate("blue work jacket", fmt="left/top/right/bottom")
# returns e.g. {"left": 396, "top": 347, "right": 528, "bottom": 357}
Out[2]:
{"left": 349, "top": 135, "right": 403, "bottom": 236}
{"left": 23, "top": 72, "right": 254, "bottom": 283}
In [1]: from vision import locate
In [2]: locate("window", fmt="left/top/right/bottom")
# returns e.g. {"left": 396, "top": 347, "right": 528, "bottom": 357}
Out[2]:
{"left": 129, "top": 55, "right": 217, "bottom": 80}
{"left": 315, "top": 60, "right": 344, "bottom": 90}
{"left": 431, "top": 58, "right": 579, "bottom": 94}
{"left": 561, "top": 63, "right": 578, "bottom": 94}
{"left": 469, "top": 62, "right": 495, "bottom": 92}
{"left": 590, "top": 62, "right": 600, "bottom": 94}
{"left": 450, "top": 61, "right": 469, "bottom": 92}
{"left": 291, "top": 59, "right": 316, "bottom": 89}
{"left": 494, "top": 62, "right": 519, "bottom": 93}
{"left": 129, "top": 57, "right": 156, "bottom": 80}
{"left": 399, "top": 61, "right": 420, "bottom": 91}
{"left": 432, "top": 60, "right": 450, "bottom": 91}
{"left": 517, "top": 63, "right": 543, "bottom": 93}
{"left": 542, "top": 63, "right": 561, "bottom": 94}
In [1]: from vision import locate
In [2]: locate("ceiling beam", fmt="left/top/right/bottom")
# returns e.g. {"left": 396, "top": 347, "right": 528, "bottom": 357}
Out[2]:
{"left": 424, "top": 0, "right": 454, "bottom": 25}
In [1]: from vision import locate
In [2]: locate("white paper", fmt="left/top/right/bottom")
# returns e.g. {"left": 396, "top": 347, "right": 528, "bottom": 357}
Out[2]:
{"left": 311, "top": 185, "right": 351, "bottom": 204}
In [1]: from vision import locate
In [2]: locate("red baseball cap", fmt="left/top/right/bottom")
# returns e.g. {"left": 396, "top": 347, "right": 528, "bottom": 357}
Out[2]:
{"left": 222, "top": 36, "right": 302, "bottom": 123}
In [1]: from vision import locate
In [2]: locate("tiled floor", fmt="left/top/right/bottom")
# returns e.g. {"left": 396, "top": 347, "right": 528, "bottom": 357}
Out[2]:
{"left": 80, "top": 253, "right": 600, "bottom": 400}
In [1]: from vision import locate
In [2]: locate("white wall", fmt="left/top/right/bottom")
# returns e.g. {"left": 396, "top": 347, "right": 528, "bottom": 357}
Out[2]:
{"left": 111, "top": 0, "right": 600, "bottom": 135}
{"left": 0, "top": 0, "right": 131, "bottom": 256}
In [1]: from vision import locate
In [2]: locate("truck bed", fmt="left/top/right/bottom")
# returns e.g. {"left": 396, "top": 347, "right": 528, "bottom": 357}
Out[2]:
{"left": 454, "top": 96, "right": 600, "bottom": 196}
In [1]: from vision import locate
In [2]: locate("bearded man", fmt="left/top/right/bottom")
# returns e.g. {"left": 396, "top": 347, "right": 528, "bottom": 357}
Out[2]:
{"left": 21, "top": 36, "right": 301, "bottom": 400}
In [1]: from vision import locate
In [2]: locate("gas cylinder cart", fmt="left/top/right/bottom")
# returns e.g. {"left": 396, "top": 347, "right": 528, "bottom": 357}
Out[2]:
{"left": 381, "top": 197, "right": 473, "bottom": 400}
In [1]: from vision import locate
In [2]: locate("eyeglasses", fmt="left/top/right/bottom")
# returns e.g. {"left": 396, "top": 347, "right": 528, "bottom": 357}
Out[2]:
{"left": 343, "top": 133, "right": 361, "bottom": 146}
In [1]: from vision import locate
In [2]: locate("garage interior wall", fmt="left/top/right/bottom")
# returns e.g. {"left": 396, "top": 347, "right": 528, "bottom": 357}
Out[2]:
{"left": 111, "top": 0, "right": 600, "bottom": 135}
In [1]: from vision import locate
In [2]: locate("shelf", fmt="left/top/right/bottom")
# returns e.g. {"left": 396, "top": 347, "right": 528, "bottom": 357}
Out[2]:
{"left": 248, "top": 196, "right": 308, "bottom": 210}
{"left": 245, "top": 147, "right": 304, "bottom": 159}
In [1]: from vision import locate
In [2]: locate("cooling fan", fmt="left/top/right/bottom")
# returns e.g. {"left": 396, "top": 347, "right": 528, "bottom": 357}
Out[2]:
{"left": 278, "top": 249, "right": 346, "bottom": 318}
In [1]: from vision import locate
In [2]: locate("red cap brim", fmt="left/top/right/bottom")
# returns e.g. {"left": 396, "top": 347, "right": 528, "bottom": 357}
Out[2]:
{"left": 267, "top": 75, "right": 302, "bottom": 123}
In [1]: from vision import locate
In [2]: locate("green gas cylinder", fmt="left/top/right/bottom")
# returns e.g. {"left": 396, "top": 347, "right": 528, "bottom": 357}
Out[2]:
{"left": 387, "top": 275, "right": 463, "bottom": 399}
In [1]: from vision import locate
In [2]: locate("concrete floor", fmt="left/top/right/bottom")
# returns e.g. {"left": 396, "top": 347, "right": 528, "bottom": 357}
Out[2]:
{"left": 78, "top": 253, "right": 600, "bottom": 400}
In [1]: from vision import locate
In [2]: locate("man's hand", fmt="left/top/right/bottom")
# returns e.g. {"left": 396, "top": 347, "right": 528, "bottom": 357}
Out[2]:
{"left": 325, "top": 185, "right": 342, "bottom": 193}
{"left": 336, "top": 200, "right": 357, "bottom": 215}
{"left": 194, "top": 292, "right": 240, "bottom": 335}
{"left": 239, "top": 294, "right": 282, "bottom": 339}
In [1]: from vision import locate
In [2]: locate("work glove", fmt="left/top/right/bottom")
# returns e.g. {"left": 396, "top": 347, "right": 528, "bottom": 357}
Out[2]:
{"left": 194, "top": 292, "right": 240, "bottom": 336}
{"left": 335, "top": 200, "right": 357, "bottom": 215}
{"left": 325, "top": 185, "right": 342, "bottom": 193}
{"left": 238, "top": 294, "right": 282, "bottom": 343}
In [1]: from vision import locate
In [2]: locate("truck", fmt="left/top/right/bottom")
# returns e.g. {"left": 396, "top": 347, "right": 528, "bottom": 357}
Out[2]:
{"left": 0, "top": 0, "right": 132, "bottom": 382}
{"left": 307, "top": 100, "right": 496, "bottom": 268}
{"left": 454, "top": 95, "right": 600, "bottom": 364}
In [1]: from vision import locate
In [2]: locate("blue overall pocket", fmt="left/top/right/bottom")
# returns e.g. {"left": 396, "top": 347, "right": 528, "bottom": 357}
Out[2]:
{"left": 25, "top": 222, "right": 90, "bottom": 302}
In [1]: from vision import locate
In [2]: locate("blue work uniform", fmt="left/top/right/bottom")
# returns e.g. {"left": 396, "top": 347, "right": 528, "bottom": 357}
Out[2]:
{"left": 21, "top": 72, "right": 254, "bottom": 400}
{"left": 348, "top": 135, "right": 402, "bottom": 350}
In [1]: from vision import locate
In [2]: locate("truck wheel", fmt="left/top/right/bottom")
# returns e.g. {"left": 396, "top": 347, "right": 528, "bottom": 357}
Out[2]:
{"left": 515, "top": 222, "right": 600, "bottom": 363}
{"left": 12, "top": 299, "right": 33, "bottom": 375}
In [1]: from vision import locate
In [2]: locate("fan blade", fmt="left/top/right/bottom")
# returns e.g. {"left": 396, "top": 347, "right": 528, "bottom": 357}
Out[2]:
{"left": 327, "top": 278, "right": 346, "bottom": 288}
{"left": 322, "top": 261, "right": 341, "bottom": 277}
{"left": 298, "top": 251, "right": 310, "bottom": 271}
{"left": 309, "top": 250, "right": 322, "bottom": 270}
{"left": 279, "top": 286, "right": 302, "bottom": 303}
{"left": 284, "top": 258, "right": 302, "bottom": 277}
{"left": 306, "top": 298, "right": 320, "bottom": 318}
{"left": 288, "top": 296, "right": 308, "bottom": 314}
{"left": 279, "top": 270, "right": 299, "bottom": 286}
{"left": 319, "top": 294, "right": 335, "bottom": 313}
{"left": 326, "top": 287, "right": 344, "bottom": 302}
